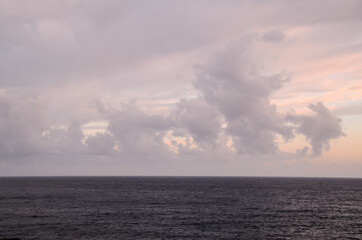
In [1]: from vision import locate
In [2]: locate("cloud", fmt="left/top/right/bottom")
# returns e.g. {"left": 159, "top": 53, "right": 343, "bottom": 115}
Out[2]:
{"left": 0, "top": 1, "right": 356, "bottom": 176}
{"left": 44, "top": 119, "right": 86, "bottom": 155}
{"left": 261, "top": 30, "right": 286, "bottom": 43}
{"left": 0, "top": 90, "right": 47, "bottom": 158}
{"left": 85, "top": 132, "right": 116, "bottom": 156}
{"left": 296, "top": 146, "right": 309, "bottom": 158}
{"left": 287, "top": 102, "right": 345, "bottom": 156}
{"left": 173, "top": 97, "right": 222, "bottom": 147}
{"left": 2, "top": 0, "right": 360, "bottom": 90}
{"left": 194, "top": 39, "right": 294, "bottom": 154}
{"left": 0, "top": 90, "right": 111, "bottom": 159}
{"left": 105, "top": 101, "right": 174, "bottom": 161}
{"left": 332, "top": 104, "right": 362, "bottom": 116}
{"left": 0, "top": 37, "right": 345, "bottom": 163}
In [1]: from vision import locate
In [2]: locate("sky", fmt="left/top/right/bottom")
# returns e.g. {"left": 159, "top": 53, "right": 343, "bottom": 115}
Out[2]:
{"left": 1, "top": 0, "right": 362, "bottom": 177}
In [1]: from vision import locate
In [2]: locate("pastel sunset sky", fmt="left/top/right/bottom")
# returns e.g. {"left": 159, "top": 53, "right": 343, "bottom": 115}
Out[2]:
{"left": 1, "top": 0, "right": 361, "bottom": 177}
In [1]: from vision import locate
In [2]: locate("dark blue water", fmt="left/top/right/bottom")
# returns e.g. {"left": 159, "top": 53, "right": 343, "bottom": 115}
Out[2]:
{"left": 0, "top": 177, "right": 361, "bottom": 239}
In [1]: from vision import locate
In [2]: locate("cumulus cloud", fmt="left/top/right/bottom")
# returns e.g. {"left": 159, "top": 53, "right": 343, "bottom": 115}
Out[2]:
{"left": 105, "top": 101, "right": 174, "bottom": 161}
{"left": 0, "top": 38, "right": 346, "bottom": 163}
{"left": 0, "top": 90, "right": 112, "bottom": 159}
{"left": 44, "top": 119, "right": 86, "bottom": 155}
{"left": 194, "top": 40, "right": 294, "bottom": 154}
{"left": 173, "top": 97, "right": 222, "bottom": 148}
{"left": 287, "top": 102, "right": 345, "bottom": 156}
{"left": 85, "top": 132, "right": 116, "bottom": 156}
{"left": 0, "top": 1, "right": 355, "bottom": 176}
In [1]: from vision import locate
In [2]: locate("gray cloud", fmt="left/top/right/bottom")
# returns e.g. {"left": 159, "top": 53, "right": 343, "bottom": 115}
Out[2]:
{"left": 261, "top": 30, "right": 286, "bottom": 43}
{"left": 0, "top": 1, "right": 355, "bottom": 176}
{"left": 296, "top": 146, "right": 309, "bottom": 158}
{"left": 0, "top": 90, "right": 47, "bottom": 158}
{"left": 105, "top": 101, "right": 174, "bottom": 161}
{"left": 0, "top": 90, "right": 111, "bottom": 159}
{"left": 287, "top": 102, "right": 345, "bottom": 156}
{"left": 1, "top": 0, "right": 360, "bottom": 89}
{"left": 174, "top": 97, "right": 222, "bottom": 148}
{"left": 0, "top": 39, "right": 345, "bottom": 162}
{"left": 194, "top": 39, "right": 294, "bottom": 154}
{"left": 44, "top": 119, "right": 86, "bottom": 155}
{"left": 332, "top": 104, "right": 362, "bottom": 116}
{"left": 85, "top": 132, "right": 116, "bottom": 156}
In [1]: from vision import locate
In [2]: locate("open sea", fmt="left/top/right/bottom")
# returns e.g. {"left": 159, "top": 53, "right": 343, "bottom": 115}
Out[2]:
{"left": 0, "top": 177, "right": 361, "bottom": 239}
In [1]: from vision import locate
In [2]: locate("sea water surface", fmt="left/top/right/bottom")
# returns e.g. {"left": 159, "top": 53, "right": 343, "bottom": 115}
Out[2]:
{"left": 0, "top": 177, "right": 361, "bottom": 239}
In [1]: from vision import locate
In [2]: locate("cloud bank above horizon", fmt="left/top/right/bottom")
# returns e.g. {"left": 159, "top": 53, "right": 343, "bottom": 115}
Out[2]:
{"left": 1, "top": 0, "right": 361, "bottom": 176}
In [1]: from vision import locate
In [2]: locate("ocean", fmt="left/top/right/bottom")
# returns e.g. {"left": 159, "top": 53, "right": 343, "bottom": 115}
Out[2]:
{"left": 0, "top": 177, "right": 361, "bottom": 239}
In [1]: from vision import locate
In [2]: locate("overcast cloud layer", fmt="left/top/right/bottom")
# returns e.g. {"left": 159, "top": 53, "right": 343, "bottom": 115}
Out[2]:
{"left": 1, "top": 0, "right": 361, "bottom": 176}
